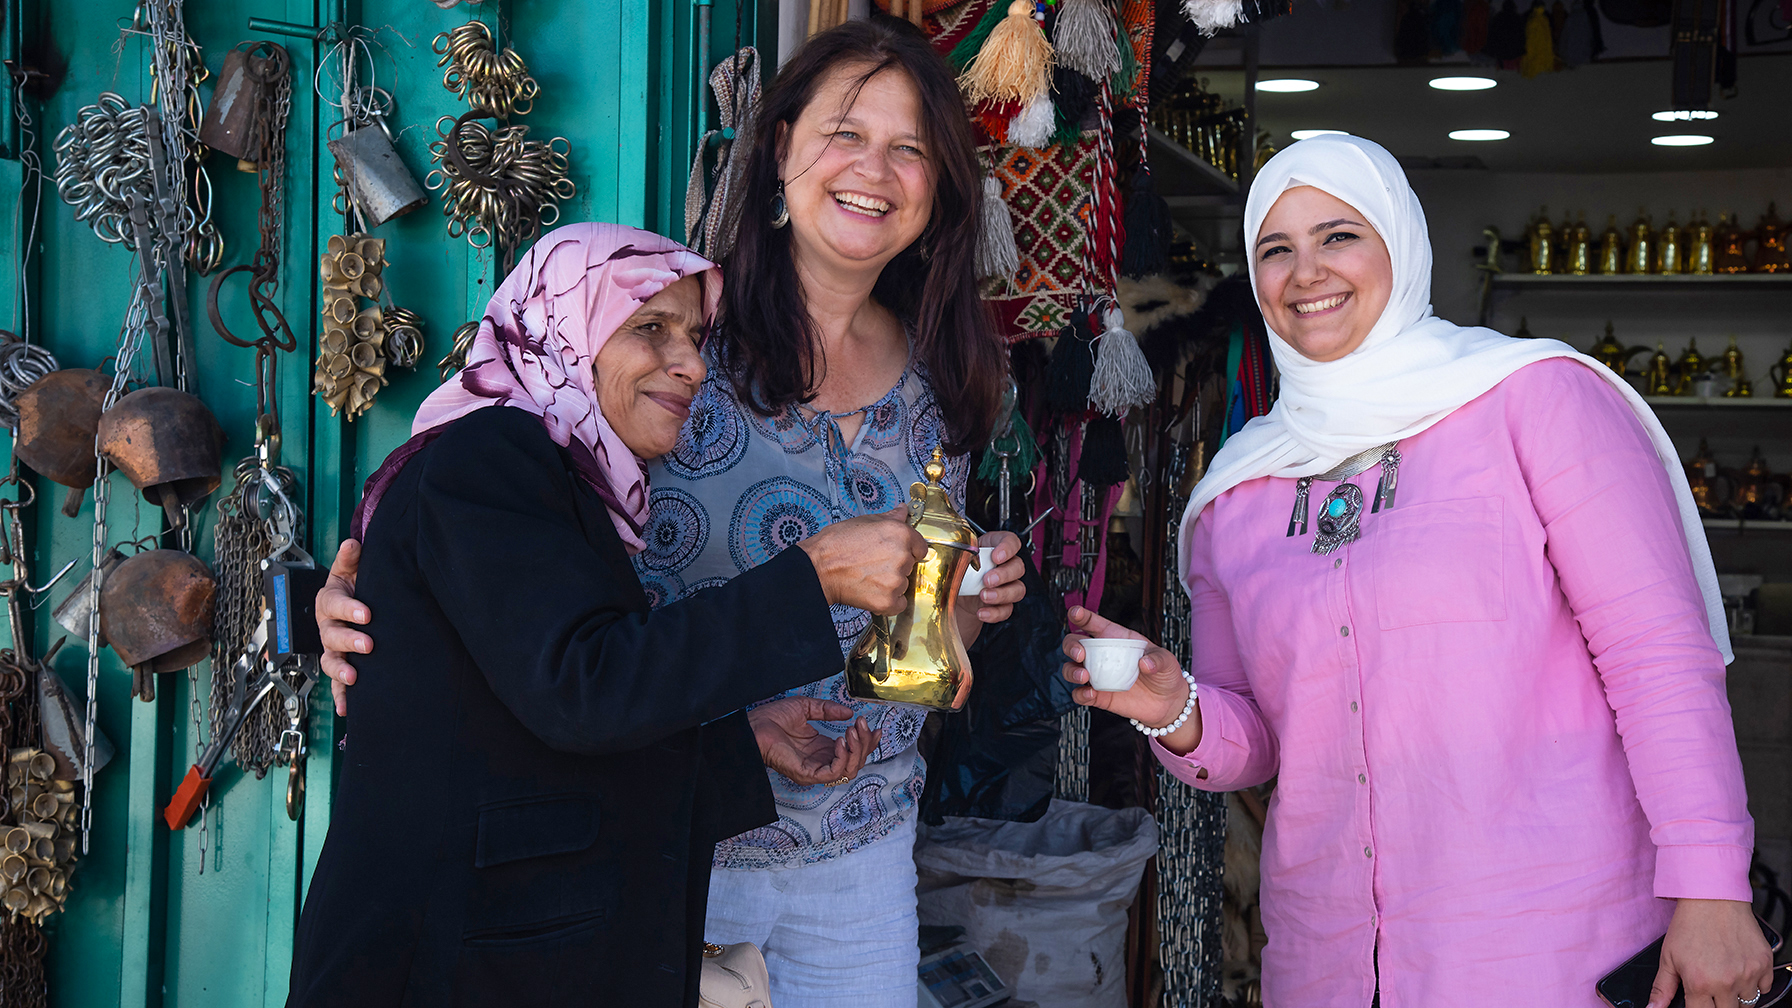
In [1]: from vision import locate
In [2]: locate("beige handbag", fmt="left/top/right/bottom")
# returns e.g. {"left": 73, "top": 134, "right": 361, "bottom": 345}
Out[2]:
{"left": 699, "top": 942, "right": 772, "bottom": 1008}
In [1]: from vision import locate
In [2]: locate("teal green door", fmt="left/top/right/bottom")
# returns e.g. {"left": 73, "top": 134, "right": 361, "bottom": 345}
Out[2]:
{"left": 0, "top": 0, "right": 765, "bottom": 1004}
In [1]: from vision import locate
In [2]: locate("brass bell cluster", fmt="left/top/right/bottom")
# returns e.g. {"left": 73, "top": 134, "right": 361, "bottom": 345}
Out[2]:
{"left": 1521, "top": 203, "right": 1791, "bottom": 275}
{"left": 0, "top": 749, "right": 79, "bottom": 925}
{"left": 315, "top": 234, "right": 393, "bottom": 420}
{"left": 1685, "top": 440, "right": 1792, "bottom": 520}
{"left": 1147, "top": 78, "right": 1248, "bottom": 182}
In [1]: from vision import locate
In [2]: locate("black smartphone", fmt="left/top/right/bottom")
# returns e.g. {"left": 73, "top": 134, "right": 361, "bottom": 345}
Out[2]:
{"left": 1597, "top": 916, "right": 1787, "bottom": 1008}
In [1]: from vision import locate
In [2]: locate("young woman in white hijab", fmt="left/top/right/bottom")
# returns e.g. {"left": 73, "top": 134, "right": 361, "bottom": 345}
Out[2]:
{"left": 1061, "top": 135, "right": 1771, "bottom": 1007}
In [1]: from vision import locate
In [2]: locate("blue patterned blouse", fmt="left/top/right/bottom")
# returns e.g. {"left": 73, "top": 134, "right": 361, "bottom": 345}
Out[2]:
{"left": 632, "top": 348, "right": 969, "bottom": 870}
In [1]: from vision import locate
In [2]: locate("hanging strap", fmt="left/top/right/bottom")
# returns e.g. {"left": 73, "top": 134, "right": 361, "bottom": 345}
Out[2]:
{"left": 684, "top": 47, "right": 762, "bottom": 260}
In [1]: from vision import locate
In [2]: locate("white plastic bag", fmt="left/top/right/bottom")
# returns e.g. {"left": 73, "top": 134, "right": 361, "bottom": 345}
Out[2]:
{"left": 915, "top": 800, "right": 1160, "bottom": 1007}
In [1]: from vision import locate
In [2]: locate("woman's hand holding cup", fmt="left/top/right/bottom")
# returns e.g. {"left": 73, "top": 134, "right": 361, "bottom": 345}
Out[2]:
{"left": 1061, "top": 606, "right": 1203, "bottom": 754}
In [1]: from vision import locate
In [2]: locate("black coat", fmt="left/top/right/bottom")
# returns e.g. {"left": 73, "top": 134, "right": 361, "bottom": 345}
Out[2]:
{"left": 288, "top": 406, "right": 843, "bottom": 1008}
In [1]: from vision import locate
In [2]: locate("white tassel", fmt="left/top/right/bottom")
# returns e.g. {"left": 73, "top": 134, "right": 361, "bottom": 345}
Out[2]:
{"left": 1053, "top": 0, "right": 1122, "bottom": 80}
{"left": 975, "top": 176, "right": 1021, "bottom": 281}
{"left": 1007, "top": 93, "right": 1056, "bottom": 148}
{"left": 1182, "top": 0, "right": 1244, "bottom": 35}
{"left": 1089, "top": 306, "right": 1155, "bottom": 414}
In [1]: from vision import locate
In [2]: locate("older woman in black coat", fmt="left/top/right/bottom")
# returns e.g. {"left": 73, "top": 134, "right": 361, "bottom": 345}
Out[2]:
{"left": 287, "top": 224, "right": 925, "bottom": 1007}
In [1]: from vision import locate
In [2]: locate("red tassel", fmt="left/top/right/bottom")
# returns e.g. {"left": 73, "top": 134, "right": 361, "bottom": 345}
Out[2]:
{"left": 974, "top": 100, "right": 1021, "bottom": 143}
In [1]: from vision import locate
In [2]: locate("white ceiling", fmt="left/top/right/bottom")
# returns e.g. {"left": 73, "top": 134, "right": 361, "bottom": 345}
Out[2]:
{"left": 1192, "top": 54, "right": 1792, "bottom": 174}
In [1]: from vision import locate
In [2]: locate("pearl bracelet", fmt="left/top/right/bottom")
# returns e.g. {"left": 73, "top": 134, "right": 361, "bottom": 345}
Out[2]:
{"left": 1130, "top": 670, "right": 1197, "bottom": 738}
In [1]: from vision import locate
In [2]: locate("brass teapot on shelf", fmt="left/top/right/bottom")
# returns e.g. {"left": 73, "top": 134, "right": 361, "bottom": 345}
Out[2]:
{"left": 1644, "top": 343, "right": 1674, "bottom": 396}
{"left": 1587, "top": 322, "right": 1650, "bottom": 376}
{"left": 1670, "top": 338, "right": 1708, "bottom": 396}
{"left": 1685, "top": 438, "right": 1724, "bottom": 515}
{"left": 1718, "top": 337, "right": 1751, "bottom": 398}
{"left": 845, "top": 447, "right": 979, "bottom": 712}
{"left": 1754, "top": 204, "right": 1789, "bottom": 273}
{"left": 1770, "top": 343, "right": 1792, "bottom": 398}
{"left": 1730, "top": 447, "right": 1789, "bottom": 521}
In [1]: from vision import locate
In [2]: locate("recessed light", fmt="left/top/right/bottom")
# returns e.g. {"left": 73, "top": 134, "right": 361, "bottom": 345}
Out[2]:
{"left": 1257, "top": 79, "right": 1320, "bottom": 92}
{"left": 1430, "top": 76, "right": 1498, "bottom": 91}
{"left": 1652, "top": 109, "right": 1719, "bottom": 121}
{"left": 1290, "top": 129, "right": 1348, "bottom": 140}
{"left": 1448, "top": 129, "right": 1510, "bottom": 141}
{"left": 1651, "top": 134, "right": 1715, "bottom": 146}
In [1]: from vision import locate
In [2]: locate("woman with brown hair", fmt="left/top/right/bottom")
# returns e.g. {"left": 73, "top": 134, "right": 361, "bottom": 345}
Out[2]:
{"left": 318, "top": 18, "right": 1027, "bottom": 1006}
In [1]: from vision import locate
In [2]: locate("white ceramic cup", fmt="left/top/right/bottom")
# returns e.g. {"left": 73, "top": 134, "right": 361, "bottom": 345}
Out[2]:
{"left": 1079, "top": 638, "right": 1148, "bottom": 691}
{"left": 958, "top": 547, "right": 998, "bottom": 596}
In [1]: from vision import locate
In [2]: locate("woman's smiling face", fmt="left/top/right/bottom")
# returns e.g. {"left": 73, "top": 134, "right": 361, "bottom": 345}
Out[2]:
{"left": 778, "top": 63, "right": 935, "bottom": 277}
{"left": 1253, "top": 185, "right": 1393, "bottom": 362}
{"left": 592, "top": 276, "right": 708, "bottom": 459}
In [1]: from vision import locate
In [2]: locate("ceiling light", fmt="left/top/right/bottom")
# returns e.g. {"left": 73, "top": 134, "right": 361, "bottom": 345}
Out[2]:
{"left": 1448, "top": 129, "right": 1510, "bottom": 141}
{"left": 1651, "top": 134, "right": 1715, "bottom": 146}
{"left": 1290, "top": 129, "right": 1348, "bottom": 140}
{"left": 1430, "top": 76, "right": 1497, "bottom": 91}
{"left": 1652, "top": 109, "right": 1719, "bottom": 121}
{"left": 1257, "top": 79, "right": 1320, "bottom": 92}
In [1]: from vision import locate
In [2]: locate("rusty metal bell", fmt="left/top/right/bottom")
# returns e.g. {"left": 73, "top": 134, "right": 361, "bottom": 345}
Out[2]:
{"left": 326, "top": 124, "right": 429, "bottom": 229}
{"left": 97, "top": 387, "right": 224, "bottom": 529}
{"left": 14, "top": 369, "right": 108, "bottom": 517}
{"left": 98, "top": 549, "right": 215, "bottom": 675}
{"left": 199, "top": 46, "right": 264, "bottom": 161}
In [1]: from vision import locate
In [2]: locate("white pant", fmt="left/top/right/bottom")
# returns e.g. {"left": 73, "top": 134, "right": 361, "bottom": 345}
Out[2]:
{"left": 704, "top": 818, "right": 919, "bottom": 1008}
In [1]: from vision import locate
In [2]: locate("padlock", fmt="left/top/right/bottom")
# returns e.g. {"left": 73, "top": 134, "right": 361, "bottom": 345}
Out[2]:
{"left": 327, "top": 124, "right": 429, "bottom": 229}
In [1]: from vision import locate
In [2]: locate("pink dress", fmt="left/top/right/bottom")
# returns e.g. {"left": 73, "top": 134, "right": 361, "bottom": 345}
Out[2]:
{"left": 1155, "top": 358, "right": 1753, "bottom": 1007}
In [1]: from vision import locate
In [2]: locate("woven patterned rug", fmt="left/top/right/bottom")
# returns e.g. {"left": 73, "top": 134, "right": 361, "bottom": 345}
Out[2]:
{"left": 980, "top": 137, "right": 1100, "bottom": 340}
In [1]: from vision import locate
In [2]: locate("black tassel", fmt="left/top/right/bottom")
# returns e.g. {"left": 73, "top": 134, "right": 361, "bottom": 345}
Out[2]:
{"left": 1079, "top": 415, "right": 1130, "bottom": 486}
{"left": 1050, "top": 67, "right": 1097, "bottom": 143}
{"left": 1046, "top": 315, "right": 1096, "bottom": 412}
{"left": 1121, "top": 171, "right": 1173, "bottom": 278}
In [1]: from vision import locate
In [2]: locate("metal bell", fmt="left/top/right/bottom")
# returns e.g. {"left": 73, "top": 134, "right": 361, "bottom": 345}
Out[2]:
{"left": 198, "top": 46, "right": 264, "bottom": 161}
{"left": 327, "top": 124, "right": 429, "bottom": 229}
{"left": 14, "top": 369, "right": 108, "bottom": 517}
{"left": 98, "top": 549, "right": 216, "bottom": 675}
{"left": 97, "top": 387, "right": 225, "bottom": 529}
{"left": 844, "top": 447, "right": 979, "bottom": 713}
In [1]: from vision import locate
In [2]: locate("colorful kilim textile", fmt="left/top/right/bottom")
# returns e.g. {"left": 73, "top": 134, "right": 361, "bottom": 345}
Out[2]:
{"left": 980, "top": 137, "right": 1100, "bottom": 340}
{"left": 1120, "top": 0, "right": 1154, "bottom": 106}
{"left": 925, "top": 0, "right": 998, "bottom": 54}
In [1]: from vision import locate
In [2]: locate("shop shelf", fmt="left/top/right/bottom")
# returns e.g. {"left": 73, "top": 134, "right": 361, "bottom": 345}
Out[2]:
{"left": 1146, "top": 126, "right": 1241, "bottom": 200}
{"left": 1701, "top": 518, "right": 1792, "bottom": 532}
{"left": 1644, "top": 396, "right": 1792, "bottom": 408}
{"left": 1489, "top": 273, "right": 1792, "bottom": 289}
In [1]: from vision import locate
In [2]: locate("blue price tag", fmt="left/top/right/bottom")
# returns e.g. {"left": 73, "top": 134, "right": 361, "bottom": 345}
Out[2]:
{"left": 272, "top": 570, "right": 292, "bottom": 656}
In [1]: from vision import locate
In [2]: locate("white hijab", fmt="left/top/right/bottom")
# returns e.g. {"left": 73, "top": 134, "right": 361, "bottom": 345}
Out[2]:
{"left": 1179, "top": 134, "right": 1731, "bottom": 662}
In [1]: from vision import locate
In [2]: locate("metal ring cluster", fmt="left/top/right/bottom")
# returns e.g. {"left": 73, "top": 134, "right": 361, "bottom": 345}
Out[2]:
{"left": 51, "top": 94, "right": 156, "bottom": 247}
{"left": 0, "top": 335, "right": 59, "bottom": 430}
{"left": 432, "top": 22, "right": 540, "bottom": 119}
{"left": 425, "top": 116, "right": 574, "bottom": 250}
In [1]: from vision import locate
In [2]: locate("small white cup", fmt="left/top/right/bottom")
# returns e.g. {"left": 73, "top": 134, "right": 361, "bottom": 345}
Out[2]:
{"left": 1078, "top": 638, "right": 1148, "bottom": 691}
{"left": 958, "top": 547, "right": 998, "bottom": 596}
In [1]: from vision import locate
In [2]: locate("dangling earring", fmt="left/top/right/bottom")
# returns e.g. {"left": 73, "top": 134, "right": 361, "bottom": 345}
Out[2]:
{"left": 770, "top": 181, "right": 789, "bottom": 229}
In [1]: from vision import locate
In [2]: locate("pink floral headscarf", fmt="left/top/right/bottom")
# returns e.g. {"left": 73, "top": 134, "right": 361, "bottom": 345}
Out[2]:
{"left": 350, "top": 223, "right": 720, "bottom": 554}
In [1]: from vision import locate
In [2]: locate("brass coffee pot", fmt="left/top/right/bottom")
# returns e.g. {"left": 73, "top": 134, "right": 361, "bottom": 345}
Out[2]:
{"left": 1644, "top": 343, "right": 1674, "bottom": 396}
{"left": 1753, "top": 203, "right": 1789, "bottom": 274}
{"left": 1587, "top": 322, "right": 1649, "bottom": 375}
{"left": 1685, "top": 438, "right": 1719, "bottom": 515}
{"left": 1714, "top": 212, "right": 1751, "bottom": 274}
{"left": 1719, "top": 337, "right": 1750, "bottom": 398}
{"left": 1625, "top": 211, "right": 1654, "bottom": 274}
{"left": 1770, "top": 343, "right": 1792, "bottom": 398}
{"left": 1655, "top": 212, "right": 1686, "bottom": 275}
{"left": 1689, "top": 211, "right": 1717, "bottom": 275}
{"left": 845, "top": 447, "right": 979, "bottom": 712}
{"left": 1565, "top": 212, "right": 1593, "bottom": 275}
{"left": 1597, "top": 215, "right": 1624, "bottom": 275}
{"left": 1671, "top": 338, "right": 1707, "bottom": 396}
{"left": 1528, "top": 207, "right": 1556, "bottom": 274}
